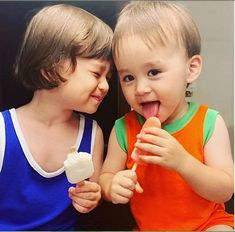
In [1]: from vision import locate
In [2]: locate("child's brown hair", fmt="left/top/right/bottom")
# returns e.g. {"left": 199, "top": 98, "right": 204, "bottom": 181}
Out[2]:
{"left": 113, "top": 1, "right": 201, "bottom": 59}
{"left": 112, "top": 1, "right": 201, "bottom": 97}
{"left": 15, "top": 4, "right": 113, "bottom": 91}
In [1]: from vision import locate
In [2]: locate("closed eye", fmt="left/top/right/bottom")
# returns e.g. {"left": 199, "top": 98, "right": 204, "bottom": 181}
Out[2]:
{"left": 93, "top": 72, "right": 100, "bottom": 78}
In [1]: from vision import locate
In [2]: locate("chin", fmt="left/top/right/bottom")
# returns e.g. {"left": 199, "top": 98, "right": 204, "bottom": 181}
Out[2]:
{"left": 84, "top": 108, "right": 98, "bottom": 114}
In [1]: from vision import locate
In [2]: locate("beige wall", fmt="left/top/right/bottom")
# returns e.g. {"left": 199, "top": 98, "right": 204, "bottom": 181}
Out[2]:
{"left": 175, "top": 1, "right": 234, "bottom": 152}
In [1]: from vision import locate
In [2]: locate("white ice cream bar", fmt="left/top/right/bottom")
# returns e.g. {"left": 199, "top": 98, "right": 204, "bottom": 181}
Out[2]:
{"left": 64, "top": 147, "right": 94, "bottom": 184}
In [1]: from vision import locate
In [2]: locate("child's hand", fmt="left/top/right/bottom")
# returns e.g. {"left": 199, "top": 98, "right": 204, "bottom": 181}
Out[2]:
{"left": 68, "top": 181, "right": 101, "bottom": 213}
{"left": 135, "top": 127, "right": 189, "bottom": 172}
{"left": 109, "top": 170, "right": 143, "bottom": 204}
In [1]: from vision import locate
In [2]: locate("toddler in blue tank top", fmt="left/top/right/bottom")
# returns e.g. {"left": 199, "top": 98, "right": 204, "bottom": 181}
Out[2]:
{"left": 0, "top": 4, "right": 113, "bottom": 230}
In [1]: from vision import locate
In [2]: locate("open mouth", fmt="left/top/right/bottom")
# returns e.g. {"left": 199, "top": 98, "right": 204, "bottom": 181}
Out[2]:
{"left": 141, "top": 101, "right": 160, "bottom": 119}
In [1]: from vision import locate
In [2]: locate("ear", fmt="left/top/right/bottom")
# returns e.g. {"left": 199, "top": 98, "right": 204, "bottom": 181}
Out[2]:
{"left": 186, "top": 55, "right": 202, "bottom": 84}
{"left": 40, "top": 68, "right": 52, "bottom": 82}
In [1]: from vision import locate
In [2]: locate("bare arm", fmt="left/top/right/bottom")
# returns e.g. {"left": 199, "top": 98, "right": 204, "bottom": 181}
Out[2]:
{"left": 99, "top": 127, "right": 139, "bottom": 203}
{"left": 178, "top": 115, "right": 234, "bottom": 202}
{"left": 99, "top": 127, "right": 127, "bottom": 200}
{"left": 90, "top": 125, "right": 104, "bottom": 183}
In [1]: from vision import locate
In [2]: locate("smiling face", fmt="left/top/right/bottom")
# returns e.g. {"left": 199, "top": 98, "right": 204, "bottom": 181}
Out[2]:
{"left": 115, "top": 36, "right": 201, "bottom": 124}
{"left": 57, "top": 57, "right": 111, "bottom": 114}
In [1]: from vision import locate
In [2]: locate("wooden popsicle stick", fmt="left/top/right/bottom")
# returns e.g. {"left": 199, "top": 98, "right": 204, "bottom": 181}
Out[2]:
{"left": 77, "top": 180, "right": 85, "bottom": 187}
{"left": 131, "top": 162, "right": 138, "bottom": 171}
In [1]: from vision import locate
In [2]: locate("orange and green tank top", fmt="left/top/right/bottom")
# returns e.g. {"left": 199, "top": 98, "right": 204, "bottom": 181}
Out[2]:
{"left": 114, "top": 102, "right": 234, "bottom": 230}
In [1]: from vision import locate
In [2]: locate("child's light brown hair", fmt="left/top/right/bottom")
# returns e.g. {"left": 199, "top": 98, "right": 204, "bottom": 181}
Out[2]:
{"left": 15, "top": 4, "right": 113, "bottom": 91}
{"left": 113, "top": 1, "right": 201, "bottom": 60}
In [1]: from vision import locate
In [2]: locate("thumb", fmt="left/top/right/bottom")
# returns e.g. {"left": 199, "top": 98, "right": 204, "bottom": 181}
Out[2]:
{"left": 135, "top": 181, "right": 143, "bottom": 193}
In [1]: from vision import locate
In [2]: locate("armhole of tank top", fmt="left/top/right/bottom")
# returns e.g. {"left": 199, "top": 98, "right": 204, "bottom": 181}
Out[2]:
{"left": 204, "top": 109, "right": 219, "bottom": 145}
{"left": 0, "top": 113, "right": 5, "bottom": 172}
{"left": 114, "top": 117, "right": 127, "bottom": 152}
{"left": 90, "top": 119, "right": 97, "bottom": 155}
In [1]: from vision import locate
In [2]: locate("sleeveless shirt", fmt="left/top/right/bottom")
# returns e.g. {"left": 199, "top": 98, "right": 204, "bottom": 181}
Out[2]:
{"left": 115, "top": 102, "right": 234, "bottom": 230}
{"left": 0, "top": 109, "right": 96, "bottom": 230}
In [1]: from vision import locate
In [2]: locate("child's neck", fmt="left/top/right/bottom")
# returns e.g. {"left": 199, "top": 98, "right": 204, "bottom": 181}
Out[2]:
{"left": 18, "top": 90, "right": 74, "bottom": 126}
{"left": 163, "top": 100, "right": 189, "bottom": 126}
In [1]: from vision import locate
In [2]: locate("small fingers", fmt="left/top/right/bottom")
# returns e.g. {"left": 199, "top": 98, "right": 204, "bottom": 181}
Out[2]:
{"left": 135, "top": 182, "right": 144, "bottom": 193}
{"left": 113, "top": 170, "right": 137, "bottom": 190}
{"left": 71, "top": 200, "right": 95, "bottom": 213}
{"left": 71, "top": 196, "right": 97, "bottom": 208}
{"left": 111, "top": 191, "right": 133, "bottom": 204}
{"left": 122, "top": 170, "right": 137, "bottom": 181}
{"left": 135, "top": 142, "right": 162, "bottom": 156}
{"left": 69, "top": 192, "right": 99, "bottom": 213}
{"left": 141, "top": 127, "right": 168, "bottom": 137}
{"left": 139, "top": 154, "right": 162, "bottom": 165}
{"left": 111, "top": 185, "right": 134, "bottom": 199}
{"left": 109, "top": 170, "right": 140, "bottom": 204}
{"left": 68, "top": 182, "right": 101, "bottom": 213}
{"left": 69, "top": 184, "right": 101, "bottom": 200}
{"left": 120, "top": 177, "right": 137, "bottom": 190}
{"left": 75, "top": 181, "right": 101, "bottom": 193}
{"left": 137, "top": 133, "right": 165, "bottom": 147}
{"left": 71, "top": 190, "right": 101, "bottom": 201}
{"left": 110, "top": 180, "right": 135, "bottom": 204}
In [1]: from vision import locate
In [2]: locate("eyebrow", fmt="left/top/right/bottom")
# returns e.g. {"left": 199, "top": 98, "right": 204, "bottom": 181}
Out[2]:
{"left": 117, "top": 68, "right": 129, "bottom": 75}
{"left": 91, "top": 63, "right": 105, "bottom": 70}
{"left": 117, "top": 60, "right": 162, "bottom": 75}
{"left": 90, "top": 62, "right": 110, "bottom": 73}
{"left": 142, "top": 60, "right": 162, "bottom": 67}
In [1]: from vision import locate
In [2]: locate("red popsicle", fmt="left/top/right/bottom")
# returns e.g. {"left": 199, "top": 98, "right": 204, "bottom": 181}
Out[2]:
{"left": 131, "top": 116, "right": 161, "bottom": 171}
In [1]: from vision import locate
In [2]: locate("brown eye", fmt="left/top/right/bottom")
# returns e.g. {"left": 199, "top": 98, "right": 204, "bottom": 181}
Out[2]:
{"left": 123, "top": 75, "right": 134, "bottom": 82}
{"left": 148, "top": 69, "right": 160, "bottom": 76}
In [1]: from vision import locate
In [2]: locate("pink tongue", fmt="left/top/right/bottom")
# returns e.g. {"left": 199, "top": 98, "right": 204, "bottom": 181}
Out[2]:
{"left": 142, "top": 101, "right": 159, "bottom": 119}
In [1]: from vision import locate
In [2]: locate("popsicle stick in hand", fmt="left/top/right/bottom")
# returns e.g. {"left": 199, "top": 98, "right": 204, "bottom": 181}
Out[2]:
{"left": 131, "top": 117, "right": 161, "bottom": 171}
{"left": 131, "top": 162, "right": 138, "bottom": 171}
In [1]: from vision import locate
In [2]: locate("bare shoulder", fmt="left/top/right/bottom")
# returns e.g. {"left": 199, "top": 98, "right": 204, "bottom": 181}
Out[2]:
{"left": 204, "top": 114, "right": 233, "bottom": 175}
{"left": 92, "top": 123, "right": 104, "bottom": 156}
{"left": 95, "top": 124, "right": 104, "bottom": 139}
{"left": 102, "top": 126, "right": 127, "bottom": 173}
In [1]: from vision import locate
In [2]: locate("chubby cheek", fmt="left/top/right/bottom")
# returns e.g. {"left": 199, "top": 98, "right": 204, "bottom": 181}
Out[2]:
{"left": 102, "top": 83, "right": 109, "bottom": 96}
{"left": 122, "top": 88, "right": 135, "bottom": 107}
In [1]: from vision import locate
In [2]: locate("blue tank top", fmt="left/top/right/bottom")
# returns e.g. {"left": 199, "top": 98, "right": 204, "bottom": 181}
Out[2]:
{"left": 0, "top": 109, "right": 96, "bottom": 230}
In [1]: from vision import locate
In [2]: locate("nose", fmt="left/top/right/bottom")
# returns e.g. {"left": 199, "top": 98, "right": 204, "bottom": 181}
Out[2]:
{"left": 135, "top": 79, "right": 151, "bottom": 96}
{"left": 98, "top": 76, "right": 109, "bottom": 93}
